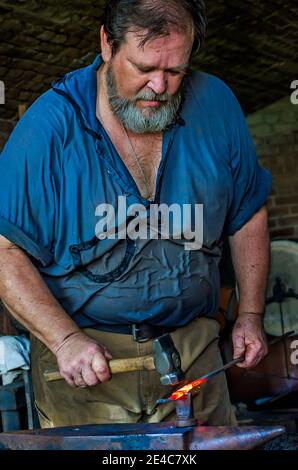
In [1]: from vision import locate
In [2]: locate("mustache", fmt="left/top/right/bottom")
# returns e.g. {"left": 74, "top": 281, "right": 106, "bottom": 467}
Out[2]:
{"left": 134, "top": 90, "right": 169, "bottom": 103}
{"left": 106, "top": 86, "right": 169, "bottom": 103}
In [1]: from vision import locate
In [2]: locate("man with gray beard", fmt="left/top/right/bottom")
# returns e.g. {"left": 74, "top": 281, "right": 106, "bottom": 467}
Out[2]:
{"left": 0, "top": 0, "right": 271, "bottom": 428}
{"left": 105, "top": 61, "right": 184, "bottom": 134}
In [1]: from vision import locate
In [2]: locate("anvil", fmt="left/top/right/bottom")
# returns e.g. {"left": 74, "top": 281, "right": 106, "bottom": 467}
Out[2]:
{"left": 0, "top": 423, "right": 285, "bottom": 450}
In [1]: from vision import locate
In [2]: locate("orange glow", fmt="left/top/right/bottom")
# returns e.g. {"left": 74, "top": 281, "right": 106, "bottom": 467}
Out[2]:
{"left": 169, "top": 377, "right": 207, "bottom": 401}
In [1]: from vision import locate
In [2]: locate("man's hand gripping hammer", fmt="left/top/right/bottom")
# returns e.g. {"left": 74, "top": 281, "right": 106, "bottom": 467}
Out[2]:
{"left": 44, "top": 334, "right": 184, "bottom": 386}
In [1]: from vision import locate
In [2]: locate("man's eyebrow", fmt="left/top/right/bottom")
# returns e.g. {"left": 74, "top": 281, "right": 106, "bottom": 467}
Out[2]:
{"left": 130, "top": 60, "right": 189, "bottom": 73}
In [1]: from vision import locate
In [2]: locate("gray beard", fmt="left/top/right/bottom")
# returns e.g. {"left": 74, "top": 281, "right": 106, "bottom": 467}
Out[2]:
{"left": 105, "top": 65, "right": 183, "bottom": 134}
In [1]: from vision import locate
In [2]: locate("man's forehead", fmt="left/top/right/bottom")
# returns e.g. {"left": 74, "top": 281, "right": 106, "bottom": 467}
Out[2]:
{"left": 123, "top": 27, "right": 194, "bottom": 51}
{"left": 117, "top": 30, "right": 193, "bottom": 68}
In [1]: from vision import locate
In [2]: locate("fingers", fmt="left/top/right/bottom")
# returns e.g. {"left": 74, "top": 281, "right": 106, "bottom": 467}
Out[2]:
{"left": 232, "top": 314, "right": 269, "bottom": 369}
{"left": 233, "top": 343, "right": 245, "bottom": 360}
{"left": 236, "top": 341, "right": 268, "bottom": 368}
{"left": 103, "top": 347, "right": 113, "bottom": 360}
{"left": 74, "top": 373, "right": 87, "bottom": 388}
{"left": 62, "top": 362, "right": 107, "bottom": 388}
{"left": 232, "top": 336, "right": 267, "bottom": 369}
{"left": 61, "top": 374, "right": 77, "bottom": 387}
{"left": 91, "top": 351, "right": 111, "bottom": 382}
{"left": 232, "top": 331, "right": 246, "bottom": 360}
{"left": 80, "top": 366, "right": 100, "bottom": 387}
{"left": 55, "top": 333, "right": 113, "bottom": 387}
{"left": 62, "top": 350, "right": 112, "bottom": 387}
{"left": 61, "top": 367, "right": 102, "bottom": 388}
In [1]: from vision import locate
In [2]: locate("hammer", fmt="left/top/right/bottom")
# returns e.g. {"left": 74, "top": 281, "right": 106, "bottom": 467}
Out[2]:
{"left": 44, "top": 334, "right": 184, "bottom": 386}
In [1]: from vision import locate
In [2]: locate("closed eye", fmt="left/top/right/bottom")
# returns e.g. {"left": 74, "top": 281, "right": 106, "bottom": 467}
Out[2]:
{"left": 132, "top": 63, "right": 154, "bottom": 74}
{"left": 131, "top": 61, "right": 188, "bottom": 76}
{"left": 167, "top": 70, "right": 186, "bottom": 76}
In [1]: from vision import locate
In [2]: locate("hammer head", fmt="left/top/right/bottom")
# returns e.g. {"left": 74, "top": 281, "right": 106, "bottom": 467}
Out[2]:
{"left": 152, "top": 334, "right": 184, "bottom": 385}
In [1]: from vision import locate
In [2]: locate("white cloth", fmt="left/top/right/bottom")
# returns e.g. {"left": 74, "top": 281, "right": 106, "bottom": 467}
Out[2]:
{"left": 0, "top": 336, "right": 30, "bottom": 384}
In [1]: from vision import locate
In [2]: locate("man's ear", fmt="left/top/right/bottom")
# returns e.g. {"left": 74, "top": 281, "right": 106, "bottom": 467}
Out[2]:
{"left": 100, "top": 25, "right": 112, "bottom": 62}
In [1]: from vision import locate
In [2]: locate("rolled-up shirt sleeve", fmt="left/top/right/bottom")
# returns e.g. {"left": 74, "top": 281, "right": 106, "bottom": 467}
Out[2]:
{"left": 224, "top": 94, "right": 272, "bottom": 235}
{"left": 0, "top": 106, "right": 58, "bottom": 266}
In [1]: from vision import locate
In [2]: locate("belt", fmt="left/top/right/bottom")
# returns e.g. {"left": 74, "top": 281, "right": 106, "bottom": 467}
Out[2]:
{"left": 96, "top": 323, "right": 177, "bottom": 342}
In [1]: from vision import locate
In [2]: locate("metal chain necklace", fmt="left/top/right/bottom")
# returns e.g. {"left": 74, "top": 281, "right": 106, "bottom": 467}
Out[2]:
{"left": 96, "top": 85, "right": 155, "bottom": 201}
{"left": 121, "top": 123, "right": 155, "bottom": 201}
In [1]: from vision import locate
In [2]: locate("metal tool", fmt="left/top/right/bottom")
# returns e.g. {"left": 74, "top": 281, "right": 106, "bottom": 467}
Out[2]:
{"left": 44, "top": 333, "right": 184, "bottom": 386}
{"left": 203, "top": 330, "right": 296, "bottom": 383}
{"left": 175, "top": 393, "right": 197, "bottom": 428}
{"left": 157, "top": 330, "right": 295, "bottom": 404}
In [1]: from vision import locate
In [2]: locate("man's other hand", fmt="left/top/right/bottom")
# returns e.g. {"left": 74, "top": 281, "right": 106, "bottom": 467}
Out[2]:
{"left": 54, "top": 332, "right": 113, "bottom": 387}
{"left": 232, "top": 313, "right": 268, "bottom": 368}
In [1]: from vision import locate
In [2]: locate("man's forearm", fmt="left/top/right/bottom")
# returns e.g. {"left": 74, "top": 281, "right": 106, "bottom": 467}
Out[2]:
{"left": 229, "top": 205, "right": 270, "bottom": 315}
{"left": 0, "top": 245, "right": 80, "bottom": 353}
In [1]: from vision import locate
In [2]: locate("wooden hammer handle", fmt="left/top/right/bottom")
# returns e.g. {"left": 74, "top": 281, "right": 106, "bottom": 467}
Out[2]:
{"left": 44, "top": 355, "right": 155, "bottom": 382}
{"left": 110, "top": 355, "right": 155, "bottom": 373}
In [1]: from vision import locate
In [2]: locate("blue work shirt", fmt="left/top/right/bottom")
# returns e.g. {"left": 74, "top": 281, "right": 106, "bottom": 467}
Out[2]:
{"left": 0, "top": 55, "right": 271, "bottom": 329}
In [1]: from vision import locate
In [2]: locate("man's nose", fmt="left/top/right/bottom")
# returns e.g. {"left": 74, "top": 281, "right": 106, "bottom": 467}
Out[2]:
{"left": 147, "top": 72, "right": 167, "bottom": 95}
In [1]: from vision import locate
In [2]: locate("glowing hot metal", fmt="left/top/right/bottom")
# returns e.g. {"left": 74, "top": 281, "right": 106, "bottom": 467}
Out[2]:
{"left": 156, "top": 357, "right": 245, "bottom": 404}
{"left": 157, "top": 331, "right": 295, "bottom": 405}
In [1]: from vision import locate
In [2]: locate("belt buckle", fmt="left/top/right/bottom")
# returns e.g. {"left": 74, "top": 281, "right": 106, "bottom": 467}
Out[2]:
{"left": 132, "top": 324, "right": 148, "bottom": 343}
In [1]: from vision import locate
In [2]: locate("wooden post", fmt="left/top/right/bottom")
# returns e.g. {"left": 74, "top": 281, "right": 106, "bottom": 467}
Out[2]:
{"left": 18, "top": 104, "right": 27, "bottom": 119}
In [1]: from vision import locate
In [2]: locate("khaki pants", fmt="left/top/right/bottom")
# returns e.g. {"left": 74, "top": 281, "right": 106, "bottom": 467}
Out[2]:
{"left": 31, "top": 317, "right": 237, "bottom": 427}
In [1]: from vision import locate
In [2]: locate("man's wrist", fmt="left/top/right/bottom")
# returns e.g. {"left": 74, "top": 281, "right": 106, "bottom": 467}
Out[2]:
{"left": 51, "top": 328, "right": 82, "bottom": 355}
{"left": 238, "top": 311, "right": 264, "bottom": 317}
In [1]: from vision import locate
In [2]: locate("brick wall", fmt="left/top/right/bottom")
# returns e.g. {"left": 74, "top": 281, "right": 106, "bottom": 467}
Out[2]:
{"left": 0, "top": 118, "right": 15, "bottom": 151}
{"left": 247, "top": 96, "right": 298, "bottom": 239}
